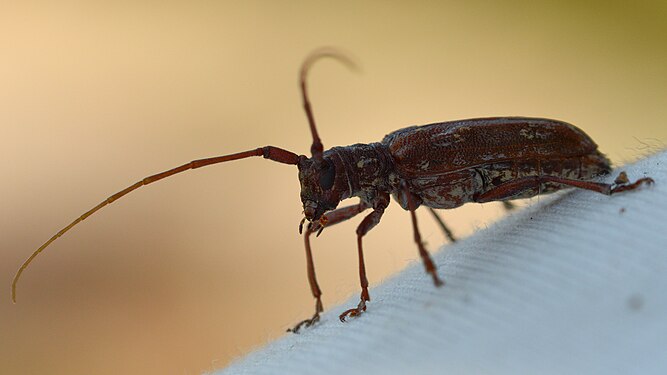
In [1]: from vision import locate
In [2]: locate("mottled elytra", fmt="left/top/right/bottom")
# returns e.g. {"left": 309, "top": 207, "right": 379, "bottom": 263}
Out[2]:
{"left": 12, "top": 49, "right": 654, "bottom": 332}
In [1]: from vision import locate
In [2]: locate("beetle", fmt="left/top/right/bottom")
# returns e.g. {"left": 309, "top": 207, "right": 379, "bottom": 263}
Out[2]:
{"left": 11, "top": 49, "right": 654, "bottom": 333}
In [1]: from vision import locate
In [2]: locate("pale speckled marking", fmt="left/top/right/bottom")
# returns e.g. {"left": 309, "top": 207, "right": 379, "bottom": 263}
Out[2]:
{"left": 480, "top": 153, "right": 508, "bottom": 161}
{"left": 431, "top": 129, "right": 468, "bottom": 148}
{"left": 356, "top": 158, "right": 373, "bottom": 169}
{"left": 497, "top": 169, "right": 514, "bottom": 182}
{"left": 451, "top": 153, "right": 468, "bottom": 166}
{"left": 519, "top": 126, "right": 550, "bottom": 140}
{"left": 417, "top": 160, "right": 430, "bottom": 170}
{"left": 447, "top": 184, "right": 468, "bottom": 201}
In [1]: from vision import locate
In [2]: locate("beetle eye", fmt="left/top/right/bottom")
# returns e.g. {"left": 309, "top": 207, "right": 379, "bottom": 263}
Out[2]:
{"left": 319, "top": 160, "right": 336, "bottom": 190}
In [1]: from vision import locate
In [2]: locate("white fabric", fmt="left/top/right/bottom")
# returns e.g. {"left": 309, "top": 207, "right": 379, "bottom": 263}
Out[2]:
{"left": 216, "top": 151, "right": 667, "bottom": 375}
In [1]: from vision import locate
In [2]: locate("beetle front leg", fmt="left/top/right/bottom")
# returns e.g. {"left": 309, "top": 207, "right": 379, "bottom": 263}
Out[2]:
{"left": 339, "top": 196, "right": 389, "bottom": 322}
{"left": 288, "top": 203, "right": 368, "bottom": 333}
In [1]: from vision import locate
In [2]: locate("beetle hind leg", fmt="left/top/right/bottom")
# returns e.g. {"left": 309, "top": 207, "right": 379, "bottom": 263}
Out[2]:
{"left": 475, "top": 173, "right": 654, "bottom": 203}
{"left": 609, "top": 172, "right": 654, "bottom": 194}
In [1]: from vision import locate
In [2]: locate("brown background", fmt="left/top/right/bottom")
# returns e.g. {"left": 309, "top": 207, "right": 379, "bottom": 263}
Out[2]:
{"left": 1, "top": 1, "right": 666, "bottom": 374}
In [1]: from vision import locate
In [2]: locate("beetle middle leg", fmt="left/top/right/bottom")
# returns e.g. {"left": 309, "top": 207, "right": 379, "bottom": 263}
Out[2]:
{"left": 427, "top": 208, "right": 457, "bottom": 243}
{"left": 502, "top": 201, "right": 516, "bottom": 211}
{"left": 427, "top": 200, "right": 515, "bottom": 244}
{"left": 403, "top": 181, "right": 444, "bottom": 288}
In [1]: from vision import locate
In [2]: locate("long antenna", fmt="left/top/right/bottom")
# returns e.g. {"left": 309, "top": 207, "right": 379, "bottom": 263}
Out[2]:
{"left": 299, "top": 47, "right": 359, "bottom": 162}
{"left": 11, "top": 146, "right": 299, "bottom": 302}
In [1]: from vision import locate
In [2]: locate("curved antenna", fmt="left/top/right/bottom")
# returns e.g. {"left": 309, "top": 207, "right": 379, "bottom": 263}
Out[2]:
{"left": 11, "top": 146, "right": 299, "bottom": 303}
{"left": 299, "top": 47, "right": 360, "bottom": 162}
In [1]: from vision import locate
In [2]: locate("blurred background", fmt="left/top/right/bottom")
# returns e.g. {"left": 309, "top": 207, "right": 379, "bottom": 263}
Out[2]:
{"left": 1, "top": 1, "right": 666, "bottom": 374}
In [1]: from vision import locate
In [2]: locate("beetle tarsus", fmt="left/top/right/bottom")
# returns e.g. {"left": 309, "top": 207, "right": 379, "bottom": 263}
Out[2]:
{"left": 288, "top": 297, "right": 323, "bottom": 333}
{"left": 431, "top": 272, "right": 444, "bottom": 287}
{"left": 339, "top": 288, "right": 370, "bottom": 322}
{"left": 610, "top": 175, "right": 654, "bottom": 194}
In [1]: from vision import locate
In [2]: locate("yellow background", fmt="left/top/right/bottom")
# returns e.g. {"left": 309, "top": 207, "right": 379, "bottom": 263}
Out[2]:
{"left": 1, "top": 1, "right": 666, "bottom": 374}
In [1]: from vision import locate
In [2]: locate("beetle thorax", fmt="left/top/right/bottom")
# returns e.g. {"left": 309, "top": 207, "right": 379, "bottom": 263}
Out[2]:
{"left": 297, "top": 143, "right": 393, "bottom": 220}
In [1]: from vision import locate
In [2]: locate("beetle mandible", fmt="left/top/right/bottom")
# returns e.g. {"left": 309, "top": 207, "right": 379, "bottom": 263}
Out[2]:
{"left": 11, "top": 49, "right": 654, "bottom": 332}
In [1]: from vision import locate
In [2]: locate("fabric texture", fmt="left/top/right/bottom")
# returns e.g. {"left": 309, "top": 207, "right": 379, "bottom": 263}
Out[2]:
{"left": 217, "top": 150, "right": 667, "bottom": 375}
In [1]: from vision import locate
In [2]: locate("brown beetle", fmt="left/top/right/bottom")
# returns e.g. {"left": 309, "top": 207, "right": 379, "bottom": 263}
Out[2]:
{"left": 12, "top": 49, "right": 654, "bottom": 332}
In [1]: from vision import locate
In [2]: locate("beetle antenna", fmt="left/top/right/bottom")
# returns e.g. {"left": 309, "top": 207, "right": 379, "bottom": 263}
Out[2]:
{"left": 299, "top": 47, "right": 359, "bottom": 162}
{"left": 11, "top": 146, "right": 299, "bottom": 303}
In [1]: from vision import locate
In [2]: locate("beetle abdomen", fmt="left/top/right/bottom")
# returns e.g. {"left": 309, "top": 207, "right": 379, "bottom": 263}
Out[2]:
{"left": 383, "top": 117, "right": 601, "bottom": 178}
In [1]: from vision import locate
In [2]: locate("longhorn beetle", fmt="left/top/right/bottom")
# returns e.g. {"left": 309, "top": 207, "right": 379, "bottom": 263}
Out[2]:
{"left": 12, "top": 49, "right": 654, "bottom": 332}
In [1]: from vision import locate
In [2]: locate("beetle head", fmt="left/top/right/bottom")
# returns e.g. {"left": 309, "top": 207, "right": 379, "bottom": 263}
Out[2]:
{"left": 298, "top": 156, "right": 343, "bottom": 221}
{"left": 296, "top": 48, "right": 357, "bottom": 222}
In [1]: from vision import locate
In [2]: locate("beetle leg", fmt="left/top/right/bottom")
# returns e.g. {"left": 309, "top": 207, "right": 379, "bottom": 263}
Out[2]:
{"left": 339, "top": 197, "right": 389, "bottom": 322}
{"left": 502, "top": 201, "right": 516, "bottom": 211}
{"left": 609, "top": 175, "right": 654, "bottom": 194}
{"left": 402, "top": 182, "right": 444, "bottom": 287}
{"left": 427, "top": 208, "right": 457, "bottom": 243}
{"left": 288, "top": 203, "right": 368, "bottom": 333}
{"left": 476, "top": 173, "right": 654, "bottom": 203}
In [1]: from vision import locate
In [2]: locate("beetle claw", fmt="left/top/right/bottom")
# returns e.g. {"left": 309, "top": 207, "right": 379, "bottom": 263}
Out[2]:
{"left": 339, "top": 289, "right": 369, "bottom": 322}
{"left": 339, "top": 304, "right": 366, "bottom": 322}
{"left": 288, "top": 312, "right": 321, "bottom": 333}
{"left": 288, "top": 297, "right": 324, "bottom": 333}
